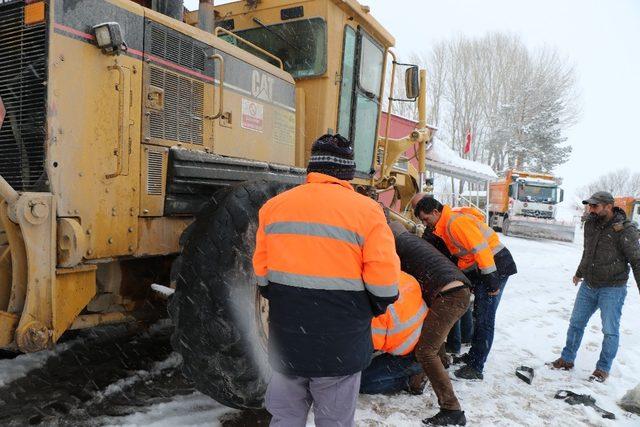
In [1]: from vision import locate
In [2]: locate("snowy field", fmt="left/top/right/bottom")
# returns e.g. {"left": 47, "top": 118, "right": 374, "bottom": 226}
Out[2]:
{"left": 1, "top": 232, "right": 639, "bottom": 426}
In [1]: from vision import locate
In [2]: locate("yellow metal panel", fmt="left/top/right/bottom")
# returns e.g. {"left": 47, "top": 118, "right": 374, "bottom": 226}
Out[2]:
{"left": 0, "top": 311, "right": 18, "bottom": 348}
{"left": 52, "top": 265, "right": 97, "bottom": 341}
{"left": 213, "top": 89, "right": 295, "bottom": 164}
{"left": 135, "top": 217, "right": 193, "bottom": 257}
{"left": 47, "top": 33, "right": 142, "bottom": 259}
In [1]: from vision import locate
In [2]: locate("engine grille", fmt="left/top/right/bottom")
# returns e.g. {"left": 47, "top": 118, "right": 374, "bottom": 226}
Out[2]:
{"left": 148, "top": 66, "right": 204, "bottom": 144}
{"left": 0, "top": 1, "right": 48, "bottom": 192}
{"left": 146, "top": 149, "right": 164, "bottom": 196}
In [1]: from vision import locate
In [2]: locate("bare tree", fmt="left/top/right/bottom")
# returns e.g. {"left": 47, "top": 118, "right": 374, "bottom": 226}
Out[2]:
{"left": 396, "top": 32, "right": 580, "bottom": 176}
{"left": 577, "top": 169, "right": 640, "bottom": 199}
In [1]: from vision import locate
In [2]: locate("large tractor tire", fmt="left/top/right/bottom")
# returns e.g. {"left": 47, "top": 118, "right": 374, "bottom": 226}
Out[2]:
{"left": 168, "top": 180, "right": 291, "bottom": 409}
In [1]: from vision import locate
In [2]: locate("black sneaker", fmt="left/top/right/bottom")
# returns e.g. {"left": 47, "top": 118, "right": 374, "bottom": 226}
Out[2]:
{"left": 454, "top": 364, "right": 484, "bottom": 380}
{"left": 422, "top": 409, "right": 467, "bottom": 426}
{"left": 451, "top": 353, "right": 470, "bottom": 365}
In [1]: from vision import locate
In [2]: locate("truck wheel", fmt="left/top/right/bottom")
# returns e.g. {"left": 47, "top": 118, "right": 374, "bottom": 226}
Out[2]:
{"left": 502, "top": 217, "right": 511, "bottom": 236}
{"left": 168, "top": 180, "right": 292, "bottom": 409}
{"left": 489, "top": 213, "right": 502, "bottom": 232}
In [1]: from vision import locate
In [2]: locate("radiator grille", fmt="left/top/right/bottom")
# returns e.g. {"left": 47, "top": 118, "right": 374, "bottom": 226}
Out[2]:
{"left": 146, "top": 150, "right": 164, "bottom": 196}
{"left": 0, "top": 1, "right": 48, "bottom": 191}
{"left": 148, "top": 66, "right": 203, "bottom": 144}
{"left": 150, "top": 25, "right": 205, "bottom": 72}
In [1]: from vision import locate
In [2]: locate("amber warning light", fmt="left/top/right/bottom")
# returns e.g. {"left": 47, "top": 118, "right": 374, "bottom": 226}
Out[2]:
{"left": 24, "top": 1, "right": 45, "bottom": 25}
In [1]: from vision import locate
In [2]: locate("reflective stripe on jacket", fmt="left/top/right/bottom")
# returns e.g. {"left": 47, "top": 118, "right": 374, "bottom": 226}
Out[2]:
{"left": 252, "top": 172, "right": 400, "bottom": 377}
{"left": 434, "top": 205, "right": 504, "bottom": 275}
{"left": 253, "top": 173, "right": 400, "bottom": 301}
{"left": 371, "top": 272, "right": 427, "bottom": 356}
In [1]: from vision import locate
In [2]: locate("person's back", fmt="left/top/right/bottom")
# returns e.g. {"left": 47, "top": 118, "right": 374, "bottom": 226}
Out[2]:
{"left": 259, "top": 172, "right": 399, "bottom": 376}
{"left": 360, "top": 271, "right": 427, "bottom": 396}
{"left": 253, "top": 134, "right": 400, "bottom": 427}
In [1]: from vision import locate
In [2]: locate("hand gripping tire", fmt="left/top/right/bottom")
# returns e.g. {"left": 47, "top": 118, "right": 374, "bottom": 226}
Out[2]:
{"left": 168, "top": 180, "right": 292, "bottom": 409}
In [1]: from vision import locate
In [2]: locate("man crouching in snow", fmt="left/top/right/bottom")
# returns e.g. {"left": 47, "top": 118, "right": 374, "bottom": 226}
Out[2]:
{"left": 360, "top": 271, "right": 427, "bottom": 396}
{"left": 388, "top": 222, "right": 472, "bottom": 426}
{"left": 551, "top": 191, "right": 640, "bottom": 382}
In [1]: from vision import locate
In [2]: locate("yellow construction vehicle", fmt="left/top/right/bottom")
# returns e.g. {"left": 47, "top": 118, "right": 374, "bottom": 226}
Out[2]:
{"left": 0, "top": 0, "right": 431, "bottom": 408}
{"left": 615, "top": 196, "right": 640, "bottom": 224}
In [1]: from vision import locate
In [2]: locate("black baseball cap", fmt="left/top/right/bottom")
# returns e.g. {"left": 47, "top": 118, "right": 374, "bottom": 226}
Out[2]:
{"left": 582, "top": 191, "right": 615, "bottom": 205}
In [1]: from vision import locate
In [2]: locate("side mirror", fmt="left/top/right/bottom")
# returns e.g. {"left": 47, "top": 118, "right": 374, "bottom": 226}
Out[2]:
{"left": 559, "top": 189, "right": 564, "bottom": 203}
{"left": 405, "top": 66, "right": 420, "bottom": 100}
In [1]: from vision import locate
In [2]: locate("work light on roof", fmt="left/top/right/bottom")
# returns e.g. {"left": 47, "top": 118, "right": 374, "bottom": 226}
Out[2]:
{"left": 92, "top": 22, "right": 127, "bottom": 55}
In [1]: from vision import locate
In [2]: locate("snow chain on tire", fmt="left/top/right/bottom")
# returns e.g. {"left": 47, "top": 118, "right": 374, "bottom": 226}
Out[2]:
{"left": 169, "top": 180, "right": 292, "bottom": 409}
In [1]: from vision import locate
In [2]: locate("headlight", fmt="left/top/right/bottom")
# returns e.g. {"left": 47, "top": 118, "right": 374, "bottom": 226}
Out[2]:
{"left": 92, "top": 22, "right": 126, "bottom": 55}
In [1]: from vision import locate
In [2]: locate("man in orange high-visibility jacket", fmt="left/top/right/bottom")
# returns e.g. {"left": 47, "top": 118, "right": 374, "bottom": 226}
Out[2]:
{"left": 253, "top": 134, "right": 400, "bottom": 427}
{"left": 415, "top": 196, "right": 517, "bottom": 381}
{"left": 360, "top": 271, "right": 427, "bottom": 395}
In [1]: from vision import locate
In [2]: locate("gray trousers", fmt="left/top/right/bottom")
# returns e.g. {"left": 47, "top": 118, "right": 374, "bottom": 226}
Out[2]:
{"left": 266, "top": 371, "right": 361, "bottom": 427}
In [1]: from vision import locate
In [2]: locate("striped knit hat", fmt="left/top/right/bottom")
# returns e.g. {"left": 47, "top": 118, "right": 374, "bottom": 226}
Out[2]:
{"left": 306, "top": 134, "right": 356, "bottom": 181}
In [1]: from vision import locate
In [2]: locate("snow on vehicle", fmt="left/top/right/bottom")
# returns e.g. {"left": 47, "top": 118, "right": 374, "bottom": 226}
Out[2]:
{"left": 489, "top": 170, "right": 575, "bottom": 242}
{"left": 0, "top": 0, "right": 431, "bottom": 409}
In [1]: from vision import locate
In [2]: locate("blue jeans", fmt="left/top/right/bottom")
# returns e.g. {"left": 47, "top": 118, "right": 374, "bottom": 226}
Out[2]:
{"left": 560, "top": 282, "right": 627, "bottom": 373}
{"left": 467, "top": 276, "right": 508, "bottom": 373}
{"left": 359, "top": 353, "right": 423, "bottom": 394}
{"left": 447, "top": 307, "right": 474, "bottom": 353}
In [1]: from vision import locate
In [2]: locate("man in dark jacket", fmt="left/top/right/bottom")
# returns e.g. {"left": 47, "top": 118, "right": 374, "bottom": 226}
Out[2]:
{"left": 552, "top": 191, "right": 640, "bottom": 382}
{"left": 392, "top": 223, "right": 471, "bottom": 426}
{"left": 253, "top": 134, "right": 399, "bottom": 426}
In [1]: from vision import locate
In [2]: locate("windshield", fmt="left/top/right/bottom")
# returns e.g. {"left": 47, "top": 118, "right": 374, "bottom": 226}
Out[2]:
{"left": 224, "top": 18, "right": 327, "bottom": 78}
{"left": 517, "top": 184, "right": 558, "bottom": 203}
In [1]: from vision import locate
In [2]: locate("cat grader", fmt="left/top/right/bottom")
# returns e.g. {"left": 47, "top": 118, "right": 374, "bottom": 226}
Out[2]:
{"left": 0, "top": 0, "right": 432, "bottom": 408}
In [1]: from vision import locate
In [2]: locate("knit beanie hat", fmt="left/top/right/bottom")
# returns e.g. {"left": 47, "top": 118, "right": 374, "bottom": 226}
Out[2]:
{"left": 306, "top": 133, "right": 356, "bottom": 181}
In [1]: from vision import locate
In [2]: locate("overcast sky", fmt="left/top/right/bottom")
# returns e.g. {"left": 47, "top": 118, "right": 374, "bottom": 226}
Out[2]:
{"left": 185, "top": 0, "right": 640, "bottom": 199}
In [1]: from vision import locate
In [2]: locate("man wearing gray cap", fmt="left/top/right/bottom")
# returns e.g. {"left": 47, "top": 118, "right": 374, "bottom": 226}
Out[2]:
{"left": 551, "top": 191, "right": 640, "bottom": 382}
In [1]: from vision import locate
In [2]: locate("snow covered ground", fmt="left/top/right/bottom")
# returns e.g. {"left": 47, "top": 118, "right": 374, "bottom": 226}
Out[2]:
{"left": 2, "top": 232, "right": 639, "bottom": 426}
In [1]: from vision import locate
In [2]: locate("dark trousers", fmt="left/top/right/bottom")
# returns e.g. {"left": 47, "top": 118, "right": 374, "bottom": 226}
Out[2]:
{"left": 446, "top": 307, "right": 474, "bottom": 353}
{"left": 467, "top": 276, "right": 508, "bottom": 373}
{"left": 359, "top": 353, "right": 423, "bottom": 395}
{"left": 414, "top": 287, "right": 471, "bottom": 411}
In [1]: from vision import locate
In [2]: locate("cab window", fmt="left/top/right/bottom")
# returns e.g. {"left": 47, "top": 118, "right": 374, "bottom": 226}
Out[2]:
{"left": 337, "top": 27, "right": 385, "bottom": 175}
{"left": 223, "top": 18, "right": 327, "bottom": 78}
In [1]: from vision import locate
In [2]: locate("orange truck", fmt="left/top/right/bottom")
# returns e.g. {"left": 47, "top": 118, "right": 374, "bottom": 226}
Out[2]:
{"left": 488, "top": 169, "right": 575, "bottom": 242}
{"left": 615, "top": 197, "right": 640, "bottom": 224}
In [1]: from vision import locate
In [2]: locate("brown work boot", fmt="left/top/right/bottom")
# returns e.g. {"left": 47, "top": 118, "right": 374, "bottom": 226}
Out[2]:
{"left": 589, "top": 369, "right": 609, "bottom": 383}
{"left": 549, "top": 357, "right": 574, "bottom": 371}
{"left": 408, "top": 371, "right": 428, "bottom": 395}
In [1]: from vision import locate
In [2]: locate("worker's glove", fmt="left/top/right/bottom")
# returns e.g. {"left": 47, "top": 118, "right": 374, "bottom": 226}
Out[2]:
{"left": 481, "top": 271, "right": 501, "bottom": 293}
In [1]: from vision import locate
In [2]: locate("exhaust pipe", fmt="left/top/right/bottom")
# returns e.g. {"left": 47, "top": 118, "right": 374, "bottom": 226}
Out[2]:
{"left": 198, "top": 0, "right": 216, "bottom": 33}
{"left": 152, "top": 0, "right": 184, "bottom": 21}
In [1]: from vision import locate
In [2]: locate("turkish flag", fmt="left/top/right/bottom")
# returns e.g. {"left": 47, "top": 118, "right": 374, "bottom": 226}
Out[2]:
{"left": 464, "top": 129, "right": 472, "bottom": 154}
{"left": 0, "top": 96, "right": 5, "bottom": 130}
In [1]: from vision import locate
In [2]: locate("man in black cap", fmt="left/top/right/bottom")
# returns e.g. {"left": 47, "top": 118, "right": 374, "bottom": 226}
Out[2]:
{"left": 551, "top": 191, "right": 640, "bottom": 382}
{"left": 254, "top": 134, "right": 399, "bottom": 426}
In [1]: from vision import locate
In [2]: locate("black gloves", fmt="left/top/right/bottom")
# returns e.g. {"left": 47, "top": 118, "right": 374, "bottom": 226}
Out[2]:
{"left": 481, "top": 271, "right": 502, "bottom": 293}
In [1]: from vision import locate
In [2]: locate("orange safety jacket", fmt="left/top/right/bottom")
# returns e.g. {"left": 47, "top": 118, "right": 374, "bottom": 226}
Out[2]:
{"left": 434, "top": 205, "right": 505, "bottom": 275}
{"left": 372, "top": 271, "right": 427, "bottom": 356}
{"left": 253, "top": 172, "right": 400, "bottom": 308}
{"left": 253, "top": 172, "right": 400, "bottom": 376}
